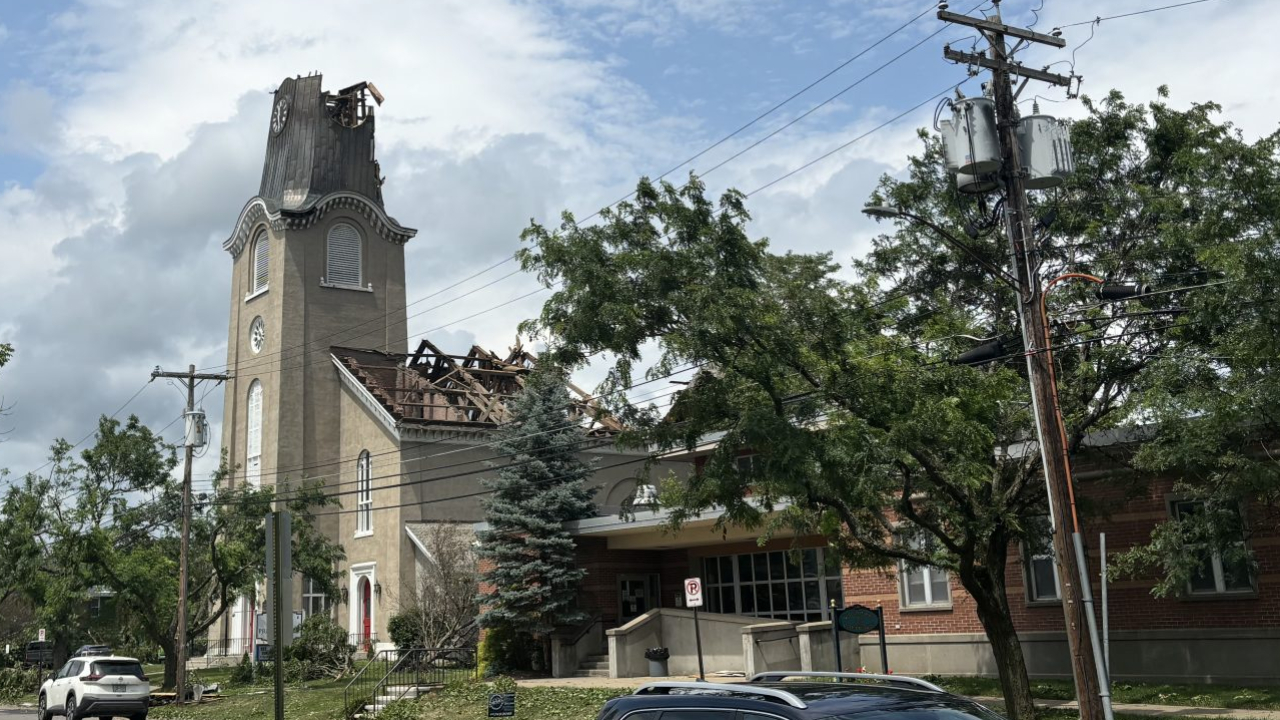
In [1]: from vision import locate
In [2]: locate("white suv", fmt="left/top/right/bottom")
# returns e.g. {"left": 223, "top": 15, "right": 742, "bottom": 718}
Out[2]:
{"left": 37, "top": 656, "right": 150, "bottom": 720}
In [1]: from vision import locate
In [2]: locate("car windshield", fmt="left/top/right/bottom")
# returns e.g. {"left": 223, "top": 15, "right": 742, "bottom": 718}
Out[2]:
{"left": 91, "top": 661, "right": 145, "bottom": 679}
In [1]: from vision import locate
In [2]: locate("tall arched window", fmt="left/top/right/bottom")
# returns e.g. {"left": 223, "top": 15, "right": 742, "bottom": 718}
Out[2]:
{"left": 355, "top": 450, "right": 372, "bottom": 535}
{"left": 251, "top": 229, "right": 270, "bottom": 294}
{"left": 326, "top": 222, "right": 362, "bottom": 287}
{"left": 246, "top": 380, "right": 263, "bottom": 488}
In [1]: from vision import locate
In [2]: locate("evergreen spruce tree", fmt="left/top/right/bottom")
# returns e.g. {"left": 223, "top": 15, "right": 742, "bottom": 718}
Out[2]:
{"left": 477, "top": 365, "right": 596, "bottom": 668}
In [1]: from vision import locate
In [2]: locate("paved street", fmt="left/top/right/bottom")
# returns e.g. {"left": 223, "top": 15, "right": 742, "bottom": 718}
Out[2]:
{"left": 0, "top": 706, "right": 31, "bottom": 719}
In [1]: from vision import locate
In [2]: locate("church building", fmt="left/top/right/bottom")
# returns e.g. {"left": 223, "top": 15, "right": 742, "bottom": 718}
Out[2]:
{"left": 208, "top": 74, "right": 665, "bottom": 656}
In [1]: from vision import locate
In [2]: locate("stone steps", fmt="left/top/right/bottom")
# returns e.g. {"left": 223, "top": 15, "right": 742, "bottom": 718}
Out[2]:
{"left": 575, "top": 653, "right": 610, "bottom": 677}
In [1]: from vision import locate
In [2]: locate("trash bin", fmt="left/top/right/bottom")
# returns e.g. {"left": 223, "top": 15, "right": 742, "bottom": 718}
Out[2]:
{"left": 644, "top": 648, "right": 670, "bottom": 677}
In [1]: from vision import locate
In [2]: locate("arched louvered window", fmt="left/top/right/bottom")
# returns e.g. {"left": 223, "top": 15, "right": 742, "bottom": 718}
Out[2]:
{"left": 251, "top": 229, "right": 270, "bottom": 294}
{"left": 326, "top": 222, "right": 363, "bottom": 287}
{"left": 246, "top": 380, "right": 263, "bottom": 488}
{"left": 356, "top": 450, "right": 373, "bottom": 535}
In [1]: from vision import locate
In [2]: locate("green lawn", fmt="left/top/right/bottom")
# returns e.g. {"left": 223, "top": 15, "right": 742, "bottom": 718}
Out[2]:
{"left": 150, "top": 676, "right": 349, "bottom": 720}
{"left": 408, "top": 681, "right": 630, "bottom": 720}
{"left": 933, "top": 676, "right": 1280, "bottom": 711}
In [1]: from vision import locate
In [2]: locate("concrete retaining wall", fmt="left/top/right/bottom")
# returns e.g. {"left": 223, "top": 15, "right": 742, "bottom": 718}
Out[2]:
{"left": 797, "top": 621, "right": 860, "bottom": 673}
{"left": 857, "top": 628, "right": 1280, "bottom": 685}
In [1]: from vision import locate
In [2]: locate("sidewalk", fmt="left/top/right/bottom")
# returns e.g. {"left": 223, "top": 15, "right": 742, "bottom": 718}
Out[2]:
{"left": 512, "top": 677, "right": 1280, "bottom": 719}
{"left": 973, "top": 697, "right": 1280, "bottom": 720}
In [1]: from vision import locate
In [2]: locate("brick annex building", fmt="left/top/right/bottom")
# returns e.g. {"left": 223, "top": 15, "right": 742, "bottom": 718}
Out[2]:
{"left": 204, "top": 73, "right": 1277, "bottom": 686}
{"left": 549, "top": 436, "right": 1279, "bottom": 684}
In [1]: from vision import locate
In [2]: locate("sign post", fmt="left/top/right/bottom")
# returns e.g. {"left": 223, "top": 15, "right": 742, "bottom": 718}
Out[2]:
{"left": 684, "top": 577, "right": 705, "bottom": 682}
{"left": 37, "top": 629, "right": 45, "bottom": 643}
{"left": 833, "top": 604, "right": 889, "bottom": 673}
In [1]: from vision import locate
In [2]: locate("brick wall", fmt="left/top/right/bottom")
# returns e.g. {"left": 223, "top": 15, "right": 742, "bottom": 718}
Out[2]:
{"left": 844, "top": 476, "right": 1280, "bottom": 636}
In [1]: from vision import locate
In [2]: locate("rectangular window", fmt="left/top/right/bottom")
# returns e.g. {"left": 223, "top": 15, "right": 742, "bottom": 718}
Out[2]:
{"left": 899, "top": 537, "right": 951, "bottom": 609}
{"left": 702, "top": 548, "right": 832, "bottom": 623}
{"left": 1171, "top": 499, "right": 1253, "bottom": 595}
{"left": 303, "top": 577, "right": 332, "bottom": 619}
{"left": 1024, "top": 516, "right": 1060, "bottom": 603}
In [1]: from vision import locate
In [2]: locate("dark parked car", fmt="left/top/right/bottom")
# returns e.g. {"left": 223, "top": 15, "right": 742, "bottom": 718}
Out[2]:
{"left": 73, "top": 645, "right": 113, "bottom": 658}
{"left": 597, "top": 672, "right": 1005, "bottom": 720}
{"left": 24, "top": 641, "right": 55, "bottom": 668}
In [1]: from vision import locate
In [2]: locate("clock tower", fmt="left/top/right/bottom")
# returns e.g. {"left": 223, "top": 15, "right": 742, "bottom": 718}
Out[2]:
{"left": 220, "top": 73, "right": 416, "bottom": 495}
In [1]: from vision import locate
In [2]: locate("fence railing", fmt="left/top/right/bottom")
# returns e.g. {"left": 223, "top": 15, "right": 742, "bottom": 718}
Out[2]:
{"left": 343, "top": 647, "right": 478, "bottom": 715}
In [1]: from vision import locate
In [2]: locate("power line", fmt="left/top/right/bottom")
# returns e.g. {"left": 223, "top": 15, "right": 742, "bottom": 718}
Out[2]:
{"left": 17, "top": 381, "right": 153, "bottom": 479}
{"left": 200, "top": 260, "right": 523, "bottom": 376}
{"left": 200, "top": 3, "right": 966, "bottom": 384}
{"left": 746, "top": 77, "right": 973, "bottom": 197}
{"left": 212, "top": 360, "right": 705, "bottom": 486}
{"left": 580, "top": 2, "right": 947, "bottom": 221}
{"left": 216, "top": 280, "right": 968, "bottom": 487}
{"left": 1056, "top": 0, "right": 1227, "bottom": 29}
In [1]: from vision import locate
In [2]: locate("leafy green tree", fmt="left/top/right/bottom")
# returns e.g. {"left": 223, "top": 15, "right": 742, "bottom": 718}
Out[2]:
{"left": 1110, "top": 106, "right": 1280, "bottom": 594}
{"left": 0, "top": 416, "right": 344, "bottom": 688}
{"left": 477, "top": 366, "right": 596, "bottom": 670}
{"left": 517, "top": 89, "right": 1271, "bottom": 718}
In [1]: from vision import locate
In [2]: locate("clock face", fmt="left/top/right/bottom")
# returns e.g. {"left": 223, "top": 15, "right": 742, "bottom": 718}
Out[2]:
{"left": 250, "top": 316, "right": 266, "bottom": 354}
{"left": 271, "top": 95, "right": 290, "bottom": 135}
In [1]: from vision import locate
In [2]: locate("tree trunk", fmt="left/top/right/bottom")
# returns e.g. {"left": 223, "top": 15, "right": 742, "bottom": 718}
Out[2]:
{"left": 969, "top": 583, "right": 1037, "bottom": 720}
{"left": 160, "top": 638, "right": 177, "bottom": 691}
{"left": 962, "top": 558, "right": 1039, "bottom": 717}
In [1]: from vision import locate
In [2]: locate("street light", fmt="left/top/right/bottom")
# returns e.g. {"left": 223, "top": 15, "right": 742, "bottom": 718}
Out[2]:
{"left": 861, "top": 205, "right": 1020, "bottom": 292}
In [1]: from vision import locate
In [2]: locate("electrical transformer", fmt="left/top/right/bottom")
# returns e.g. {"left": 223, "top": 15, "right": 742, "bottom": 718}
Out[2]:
{"left": 938, "top": 118, "right": 962, "bottom": 172}
{"left": 1017, "top": 114, "right": 1075, "bottom": 189}
{"left": 956, "top": 171, "right": 999, "bottom": 194}
{"left": 184, "top": 409, "right": 208, "bottom": 449}
{"left": 949, "top": 97, "right": 1000, "bottom": 175}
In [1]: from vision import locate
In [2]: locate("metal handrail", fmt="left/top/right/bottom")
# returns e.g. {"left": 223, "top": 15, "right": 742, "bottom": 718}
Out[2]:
{"left": 748, "top": 671, "right": 944, "bottom": 693}
{"left": 635, "top": 682, "right": 808, "bottom": 709}
{"left": 343, "top": 649, "right": 399, "bottom": 717}
{"left": 564, "top": 614, "right": 603, "bottom": 647}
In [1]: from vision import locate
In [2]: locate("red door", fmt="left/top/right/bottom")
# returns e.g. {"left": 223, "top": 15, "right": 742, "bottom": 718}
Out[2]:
{"left": 360, "top": 578, "right": 372, "bottom": 641}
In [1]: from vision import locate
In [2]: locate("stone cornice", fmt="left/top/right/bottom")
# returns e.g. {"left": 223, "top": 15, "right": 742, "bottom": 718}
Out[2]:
{"left": 224, "top": 193, "right": 418, "bottom": 257}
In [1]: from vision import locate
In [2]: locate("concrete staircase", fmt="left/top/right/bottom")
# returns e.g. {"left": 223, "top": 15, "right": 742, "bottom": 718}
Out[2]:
{"left": 573, "top": 653, "right": 610, "bottom": 678}
{"left": 356, "top": 685, "right": 433, "bottom": 717}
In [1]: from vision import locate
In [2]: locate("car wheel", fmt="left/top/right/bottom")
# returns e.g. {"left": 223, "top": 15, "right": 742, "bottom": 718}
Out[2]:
{"left": 37, "top": 693, "right": 50, "bottom": 720}
{"left": 130, "top": 714, "right": 147, "bottom": 720}
{"left": 65, "top": 693, "right": 78, "bottom": 720}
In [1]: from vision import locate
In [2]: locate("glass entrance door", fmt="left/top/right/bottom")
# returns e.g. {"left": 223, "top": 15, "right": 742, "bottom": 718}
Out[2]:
{"left": 618, "top": 575, "right": 658, "bottom": 622}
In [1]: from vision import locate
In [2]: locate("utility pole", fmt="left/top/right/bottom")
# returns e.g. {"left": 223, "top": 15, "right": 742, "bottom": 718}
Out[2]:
{"left": 939, "top": 5, "right": 1113, "bottom": 720}
{"left": 150, "top": 364, "right": 230, "bottom": 701}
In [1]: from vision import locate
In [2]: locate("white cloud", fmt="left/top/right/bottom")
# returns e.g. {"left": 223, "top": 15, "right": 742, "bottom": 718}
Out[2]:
{"left": 1, "top": 0, "right": 1276, "bottom": 480}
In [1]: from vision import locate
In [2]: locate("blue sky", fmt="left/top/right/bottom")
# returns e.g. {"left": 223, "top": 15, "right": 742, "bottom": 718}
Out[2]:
{"left": 0, "top": 0, "right": 1275, "bottom": 482}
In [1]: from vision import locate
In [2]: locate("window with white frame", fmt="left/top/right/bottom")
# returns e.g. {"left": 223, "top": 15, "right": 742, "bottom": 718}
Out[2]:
{"left": 1171, "top": 499, "right": 1253, "bottom": 595}
{"left": 302, "top": 577, "right": 332, "bottom": 619}
{"left": 325, "top": 222, "right": 363, "bottom": 287}
{"left": 1024, "top": 516, "right": 1060, "bottom": 603}
{"left": 356, "top": 450, "right": 372, "bottom": 535}
{"left": 898, "top": 537, "right": 951, "bottom": 608}
{"left": 246, "top": 380, "right": 263, "bottom": 488}
{"left": 701, "top": 548, "right": 842, "bottom": 623}
{"left": 250, "top": 229, "right": 269, "bottom": 294}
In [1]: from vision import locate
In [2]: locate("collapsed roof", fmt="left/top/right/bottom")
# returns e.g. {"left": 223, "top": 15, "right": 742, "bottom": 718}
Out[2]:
{"left": 331, "top": 338, "right": 622, "bottom": 435}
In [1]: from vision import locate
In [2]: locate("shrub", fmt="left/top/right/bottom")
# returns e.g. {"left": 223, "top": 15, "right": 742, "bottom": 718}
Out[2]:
{"left": 387, "top": 612, "right": 420, "bottom": 649}
{"left": 289, "top": 616, "right": 354, "bottom": 679}
{"left": 229, "top": 653, "right": 255, "bottom": 685}
{"left": 478, "top": 624, "right": 537, "bottom": 677}
{"left": 0, "top": 667, "right": 43, "bottom": 703}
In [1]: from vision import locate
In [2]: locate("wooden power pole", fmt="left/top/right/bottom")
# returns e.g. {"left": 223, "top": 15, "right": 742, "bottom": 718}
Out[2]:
{"left": 939, "top": 5, "right": 1114, "bottom": 720}
{"left": 150, "top": 364, "right": 229, "bottom": 701}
